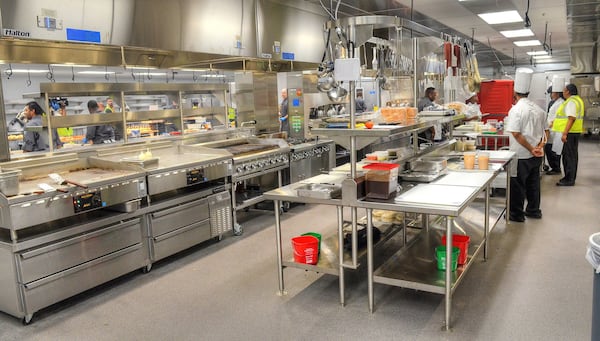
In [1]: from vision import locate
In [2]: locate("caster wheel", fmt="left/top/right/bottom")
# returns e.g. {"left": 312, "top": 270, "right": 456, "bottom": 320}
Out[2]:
{"left": 22, "top": 314, "right": 33, "bottom": 325}
{"left": 141, "top": 264, "right": 152, "bottom": 274}
{"left": 214, "top": 234, "right": 223, "bottom": 242}
{"left": 282, "top": 201, "right": 290, "bottom": 212}
{"left": 233, "top": 223, "right": 243, "bottom": 236}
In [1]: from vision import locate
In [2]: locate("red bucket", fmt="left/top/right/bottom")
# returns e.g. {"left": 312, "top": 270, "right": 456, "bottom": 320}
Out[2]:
{"left": 292, "top": 235, "right": 319, "bottom": 265}
{"left": 441, "top": 234, "right": 470, "bottom": 265}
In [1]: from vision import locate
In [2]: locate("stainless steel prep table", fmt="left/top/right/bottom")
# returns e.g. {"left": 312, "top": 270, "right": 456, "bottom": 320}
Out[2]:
{"left": 262, "top": 173, "right": 351, "bottom": 304}
{"left": 358, "top": 172, "right": 497, "bottom": 330}
{"left": 264, "top": 151, "right": 515, "bottom": 330}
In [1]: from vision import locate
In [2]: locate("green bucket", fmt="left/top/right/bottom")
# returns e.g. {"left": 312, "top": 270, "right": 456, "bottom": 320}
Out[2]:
{"left": 435, "top": 246, "right": 460, "bottom": 271}
{"left": 301, "top": 232, "right": 321, "bottom": 254}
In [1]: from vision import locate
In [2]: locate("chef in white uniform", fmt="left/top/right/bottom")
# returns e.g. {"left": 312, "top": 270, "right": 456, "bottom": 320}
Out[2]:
{"left": 464, "top": 92, "right": 482, "bottom": 121}
{"left": 505, "top": 68, "right": 548, "bottom": 222}
{"left": 544, "top": 76, "right": 565, "bottom": 175}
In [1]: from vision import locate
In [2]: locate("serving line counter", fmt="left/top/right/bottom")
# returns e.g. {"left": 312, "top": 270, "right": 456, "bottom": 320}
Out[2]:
{"left": 264, "top": 150, "right": 515, "bottom": 330}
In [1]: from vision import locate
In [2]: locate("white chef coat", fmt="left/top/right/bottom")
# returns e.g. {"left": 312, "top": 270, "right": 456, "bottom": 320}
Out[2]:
{"left": 547, "top": 97, "right": 564, "bottom": 154}
{"left": 464, "top": 103, "right": 482, "bottom": 121}
{"left": 505, "top": 98, "right": 548, "bottom": 159}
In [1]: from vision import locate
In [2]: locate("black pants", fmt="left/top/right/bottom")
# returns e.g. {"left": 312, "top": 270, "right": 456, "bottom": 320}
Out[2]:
{"left": 544, "top": 143, "right": 561, "bottom": 171}
{"left": 510, "top": 156, "right": 543, "bottom": 219}
{"left": 561, "top": 133, "right": 579, "bottom": 184}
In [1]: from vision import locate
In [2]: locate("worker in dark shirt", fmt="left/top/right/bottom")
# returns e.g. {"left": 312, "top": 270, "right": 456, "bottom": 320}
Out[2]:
{"left": 85, "top": 100, "right": 115, "bottom": 144}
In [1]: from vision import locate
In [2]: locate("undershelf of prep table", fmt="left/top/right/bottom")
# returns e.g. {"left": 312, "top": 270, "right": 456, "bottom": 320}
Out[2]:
{"left": 372, "top": 203, "right": 504, "bottom": 295}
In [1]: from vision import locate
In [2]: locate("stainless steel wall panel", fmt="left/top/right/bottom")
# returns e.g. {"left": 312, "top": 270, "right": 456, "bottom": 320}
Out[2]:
{"left": 234, "top": 72, "right": 278, "bottom": 134}
{"left": 256, "top": 0, "right": 327, "bottom": 62}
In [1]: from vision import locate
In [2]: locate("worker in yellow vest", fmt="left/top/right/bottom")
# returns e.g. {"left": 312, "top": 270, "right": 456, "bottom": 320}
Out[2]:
{"left": 552, "top": 83, "right": 584, "bottom": 186}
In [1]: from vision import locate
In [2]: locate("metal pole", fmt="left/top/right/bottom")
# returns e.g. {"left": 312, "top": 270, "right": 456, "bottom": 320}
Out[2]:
{"left": 367, "top": 208, "right": 374, "bottom": 313}
{"left": 274, "top": 199, "right": 286, "bottom": 296}
{"left": 506, "top": 159, "right": 511, "bottom": 224}
{"left": 337, "top": 205, "right": 345, "bottom": 306}
{"left": 484, "top": 184, "right": 490, "bottom": 260}
{"left": 445, "top": 216, "right": 453, "bottom": 330}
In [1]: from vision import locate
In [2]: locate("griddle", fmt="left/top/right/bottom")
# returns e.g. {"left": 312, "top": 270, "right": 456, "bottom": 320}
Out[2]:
{"left": 222, "top": 143, "right": 278, "bottom": 156}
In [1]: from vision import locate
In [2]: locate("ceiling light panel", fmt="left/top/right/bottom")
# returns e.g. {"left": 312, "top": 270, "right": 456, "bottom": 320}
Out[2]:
{"left": 514, "top": 40, "right": 541, "bottom": 47}
{"left": 533, "top": 55, "right": 552, "bottom": 60}
{"left": 78, "top": 71, "right": 116, "bottom": 75}
{"left": 478, "top": 10, "right": 523, "bottom": 25}
{"left": 527, "top": 51, "right": 548, "bottom": 56}
{"left": 500, "top": 28, "right": 534, "bottom": 38}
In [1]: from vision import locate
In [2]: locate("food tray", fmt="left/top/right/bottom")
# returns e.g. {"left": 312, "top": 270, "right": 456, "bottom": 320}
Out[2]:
{"left": 400, "top": 169, "right": 446, "bottom": 183}
{"left": 296, "top": 183, "right": 342, "bottom": 199}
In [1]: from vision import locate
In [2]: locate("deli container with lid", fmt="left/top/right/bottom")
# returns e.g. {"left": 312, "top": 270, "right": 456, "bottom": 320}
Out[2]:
{"left": 363, "top": 163, "right": 399, "bottom": 199}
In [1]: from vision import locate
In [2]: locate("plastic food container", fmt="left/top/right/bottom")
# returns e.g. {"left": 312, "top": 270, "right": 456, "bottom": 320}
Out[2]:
{"left": 363, "top": 163, "right": 399, "bottom": 199}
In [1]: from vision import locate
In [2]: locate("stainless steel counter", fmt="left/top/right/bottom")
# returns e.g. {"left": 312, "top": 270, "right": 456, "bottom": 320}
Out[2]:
{"left": 264, "top": 149, "right": 515, "bottom": 329}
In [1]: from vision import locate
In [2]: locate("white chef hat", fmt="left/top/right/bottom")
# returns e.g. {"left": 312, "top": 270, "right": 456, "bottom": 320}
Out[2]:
{"left": 465, "top": 92, "right": 477, "bottom": 101}
{"left": 514, "top": 68, "right": 534, "bottom": 94}
{"left": 552, "top": 76, "right": 565, "bottom": 92}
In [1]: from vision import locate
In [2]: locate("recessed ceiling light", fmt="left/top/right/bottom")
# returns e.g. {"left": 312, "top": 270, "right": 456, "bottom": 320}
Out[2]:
{"left": 533, "top": 55, "right": 552, "bottom": 60}
{"left": 128, "top": 66, "right": 158, "bottom": 70}
{"left": 51, "top": 63, "right": 92, "bottom": 68}
{"left": 527, "top": 51, "right": 548, "bottom": 56}
{"left": 78, "top": 71, "right": 116, "bottom": 75}
{"left": 500, "top": 28, "right": 534, "bottom": 38}
{"left": 514, "top": 40, "right": 541, "bottom": 47}
{"left": 478, "top": 10, "right": 523, "bottom": 25}
{"left": 133, "top": 72, "right": 165, "bottom": 76}
{"left": 9, "top": 69, "right": 47, "bottom": 74}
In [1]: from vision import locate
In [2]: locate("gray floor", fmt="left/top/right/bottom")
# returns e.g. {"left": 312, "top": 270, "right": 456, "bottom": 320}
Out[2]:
{"left": 1, "top": 141, "right": 599, "bottom": 341}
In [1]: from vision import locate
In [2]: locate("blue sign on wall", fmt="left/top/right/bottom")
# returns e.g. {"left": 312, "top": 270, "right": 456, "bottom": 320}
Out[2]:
{"left": 66, "top": 28, "right": 101, "bottom": 43}
{"left": 282, "top": 52, "right": 295, "bottom": 61}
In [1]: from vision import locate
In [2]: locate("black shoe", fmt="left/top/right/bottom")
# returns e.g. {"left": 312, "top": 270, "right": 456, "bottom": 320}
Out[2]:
{"left": 556, "top": 181, "right": 575, "bottom": 186}
{"left": 543, "top": 165, "right": 550, "bottom": 171}
{"left": 525, "top": 212, "right": 542, "bottom": 219}
{"left": 509, "top": 215, "right": 525, "bottom": 222}
{"left": 545, "top": 170, "right": 561, "bottom": 175}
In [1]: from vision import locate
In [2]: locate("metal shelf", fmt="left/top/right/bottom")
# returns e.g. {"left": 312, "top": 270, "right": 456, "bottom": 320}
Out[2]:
{"left": 283, "top": 221, "right": 406, "bottom": 275}
{"left": 372, "top": 203, "right": 502, "bottom": 294}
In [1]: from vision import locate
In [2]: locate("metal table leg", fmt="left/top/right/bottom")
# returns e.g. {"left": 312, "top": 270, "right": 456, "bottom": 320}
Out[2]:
{"left": 367, "top": 208, "right": 374, "bottom": 313}
{"left": 337, "top": 205, "right": 345, "bottom": 306}
{"left": 445, "top": 216, "right": 453, "bottom": 330}
{"left": 274, "top": 199, "right": 286, "bottom": 296}
{"left": 506, "top": 161, "right": 511, "bottom": 225}
{"left": 484, "top": 184, "right": 490, "bottom": 260}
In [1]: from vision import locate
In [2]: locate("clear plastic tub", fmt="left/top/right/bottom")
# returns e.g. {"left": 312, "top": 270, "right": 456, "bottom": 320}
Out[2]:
{"left": 363, "top": 163, "right": 399, "bottom": 199}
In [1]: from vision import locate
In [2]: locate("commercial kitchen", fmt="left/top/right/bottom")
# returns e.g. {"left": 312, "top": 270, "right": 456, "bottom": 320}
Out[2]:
{"left": 0, "top": 1, "right": 598, "bottom": 340}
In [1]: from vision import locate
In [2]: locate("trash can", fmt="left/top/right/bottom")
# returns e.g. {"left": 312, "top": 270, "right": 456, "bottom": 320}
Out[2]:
{"left": 586, "top": 232, "right": 600, "bottom": 341}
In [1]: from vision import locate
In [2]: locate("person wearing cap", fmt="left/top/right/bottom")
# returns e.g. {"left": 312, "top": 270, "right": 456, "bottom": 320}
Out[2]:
{"left": 464, "top": 93, "right": 482, "bottom": 121}
{"left": 505, "top": 68, "right": 548, "bottom": 222}
{"left": 544, "top": 78, "right": 565, "bottom": 175}
{"left": 417, "top": 87, "right": 439, "bottom": 143}
{"left": 553, "top": 83, "right": 585, "bottom": 186}
{"left": 278, "top": 89, "right": 289, "bottom": 135}
{"left": 85, "top": 100, "right": 115, "bottom": 144}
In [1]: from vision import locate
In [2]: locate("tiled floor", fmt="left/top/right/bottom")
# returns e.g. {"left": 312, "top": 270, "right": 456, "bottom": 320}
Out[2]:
{"left": 1, "top": 141, "right": 598, "bottom": 341}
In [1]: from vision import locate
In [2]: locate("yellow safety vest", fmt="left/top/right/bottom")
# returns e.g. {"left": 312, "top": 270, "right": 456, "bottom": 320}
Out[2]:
{"left": 552, "top": 95, "right": 584, "bottom": 133}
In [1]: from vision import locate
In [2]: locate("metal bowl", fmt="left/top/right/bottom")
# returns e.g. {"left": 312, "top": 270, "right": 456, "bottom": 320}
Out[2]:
{"left": 317, "top": 74, "right": 335, "bottom": 92}
{"left": 327, "top": 86, "right": 348, "bottom": 103}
